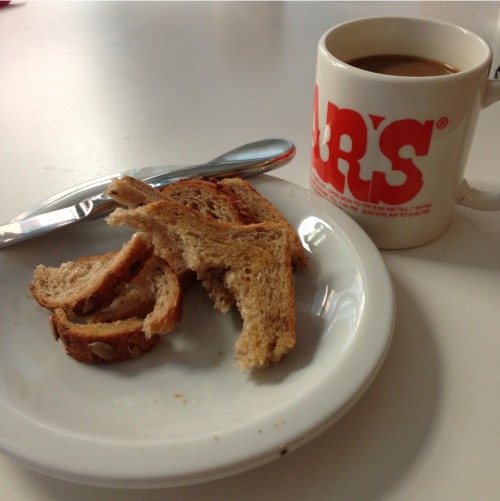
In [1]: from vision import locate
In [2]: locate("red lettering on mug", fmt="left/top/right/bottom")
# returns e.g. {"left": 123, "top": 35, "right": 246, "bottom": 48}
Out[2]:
{"left": 325, "top": 102, "right": 370, "bottom": 201}
{"left": 369, "top": 115, "right": 385, "bottom": 130}
{"left": 312, "top": 85, "right": 434, "bottom": 205}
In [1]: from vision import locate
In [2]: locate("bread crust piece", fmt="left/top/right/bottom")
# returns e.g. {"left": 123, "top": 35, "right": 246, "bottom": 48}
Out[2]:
{"left": 30, "top": 233, "right": 153, "bottom": 316}
{"left": 48, "top": 255, "right": 182, "bottom": 364}
{"left": 107, "top": 200, "right": 296, "bottom": 371}
{"left": 50, "top": 309, "right": 160, "bottom": 364}
{"left": 141, "top": 255, "right": 183, "bottom": 337}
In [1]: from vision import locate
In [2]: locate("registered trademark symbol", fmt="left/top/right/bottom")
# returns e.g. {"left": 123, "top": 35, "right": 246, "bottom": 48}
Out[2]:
{"left": 437, "top": 117, "right": 449, "bottom": 129}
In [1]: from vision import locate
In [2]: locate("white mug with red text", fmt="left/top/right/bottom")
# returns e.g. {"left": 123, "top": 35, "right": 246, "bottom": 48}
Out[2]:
{"left": 311, "top": 16, "right": 500, "bottom": 249}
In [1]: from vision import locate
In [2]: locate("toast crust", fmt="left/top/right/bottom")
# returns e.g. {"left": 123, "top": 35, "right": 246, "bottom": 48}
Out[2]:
{"left": 50, "top": 308, "right": 160, "bottom": 364}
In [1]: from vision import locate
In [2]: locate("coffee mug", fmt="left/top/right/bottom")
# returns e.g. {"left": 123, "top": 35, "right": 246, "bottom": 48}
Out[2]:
{"left": 311, "top": 16, "right": 500, "bottom": 249}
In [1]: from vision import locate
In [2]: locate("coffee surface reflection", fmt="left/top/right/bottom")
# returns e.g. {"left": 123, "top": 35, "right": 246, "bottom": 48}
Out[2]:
{"left": 347, "top": 54, "right": 459, "bottom": 77}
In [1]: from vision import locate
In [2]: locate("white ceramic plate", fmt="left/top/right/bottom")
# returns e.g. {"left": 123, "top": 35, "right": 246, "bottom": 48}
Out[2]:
{"left": 0, "top": 176, "right": 394, "bottom": 488}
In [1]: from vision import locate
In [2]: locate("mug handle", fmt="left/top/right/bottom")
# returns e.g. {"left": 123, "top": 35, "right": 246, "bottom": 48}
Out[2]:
{"left": 458, "top": 77, "right": 500, "bottom": 210}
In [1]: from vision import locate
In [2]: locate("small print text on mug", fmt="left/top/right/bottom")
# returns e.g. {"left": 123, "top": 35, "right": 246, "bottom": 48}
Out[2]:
{"left": 311, "top": 175, "right": 431, "bottom": 218}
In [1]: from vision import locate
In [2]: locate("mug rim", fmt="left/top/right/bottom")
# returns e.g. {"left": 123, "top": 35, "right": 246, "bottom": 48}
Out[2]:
{"left": 319, "top": 15, "right": 492, "bottom": 81}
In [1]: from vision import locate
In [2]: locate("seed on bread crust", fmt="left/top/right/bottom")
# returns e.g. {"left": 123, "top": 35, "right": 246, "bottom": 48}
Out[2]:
{"left": 127, "top": 344, "right": 143, "bottom": 358}
{"left": 81, "top": 295, "right": 97, "bottom": 315}
{"left": 88, "top": 341, "right": 117, "bottom": 360}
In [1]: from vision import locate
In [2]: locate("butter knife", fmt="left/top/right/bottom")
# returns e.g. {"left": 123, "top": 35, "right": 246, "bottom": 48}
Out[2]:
{"left": 0, "top": 138, "right": 295, "bottom": 249}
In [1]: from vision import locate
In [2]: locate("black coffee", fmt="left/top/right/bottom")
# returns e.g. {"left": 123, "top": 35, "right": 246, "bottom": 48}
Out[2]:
{"left": 346, "top": 54, "right": 459, "bottom": 77}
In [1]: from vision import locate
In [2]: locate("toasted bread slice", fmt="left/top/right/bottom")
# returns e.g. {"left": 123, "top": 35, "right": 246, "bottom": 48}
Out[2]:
{"left": 107, "top": 200, "right": 296, "bottom": 371}
{"left": 30, "top": 233, "right": 153, "bottom": 316}
{"left": 219, "top": 178, "right": 307, "bottom": 270}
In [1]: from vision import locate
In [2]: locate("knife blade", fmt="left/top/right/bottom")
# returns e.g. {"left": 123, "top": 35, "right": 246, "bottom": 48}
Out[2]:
{"left": 0, "top": 139, "right": 295, "bottom": 249}
{"left": 0, "top": 201, "right": 95, "bottom": 248}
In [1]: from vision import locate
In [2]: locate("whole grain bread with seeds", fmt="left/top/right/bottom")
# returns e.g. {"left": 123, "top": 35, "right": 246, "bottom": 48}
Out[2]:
{"left": 32, "top": 239, "right": 182, "bottom": 364}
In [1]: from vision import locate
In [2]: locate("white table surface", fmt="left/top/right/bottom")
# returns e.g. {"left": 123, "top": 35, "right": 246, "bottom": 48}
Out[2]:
{"left": 1, "top": 2, "right": 500, "bottom": 500}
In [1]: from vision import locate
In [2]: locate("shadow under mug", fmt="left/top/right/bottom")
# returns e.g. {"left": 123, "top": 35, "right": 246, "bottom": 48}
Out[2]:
{"left": 311, "top": 16, "right": 500, "bottom": 249}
